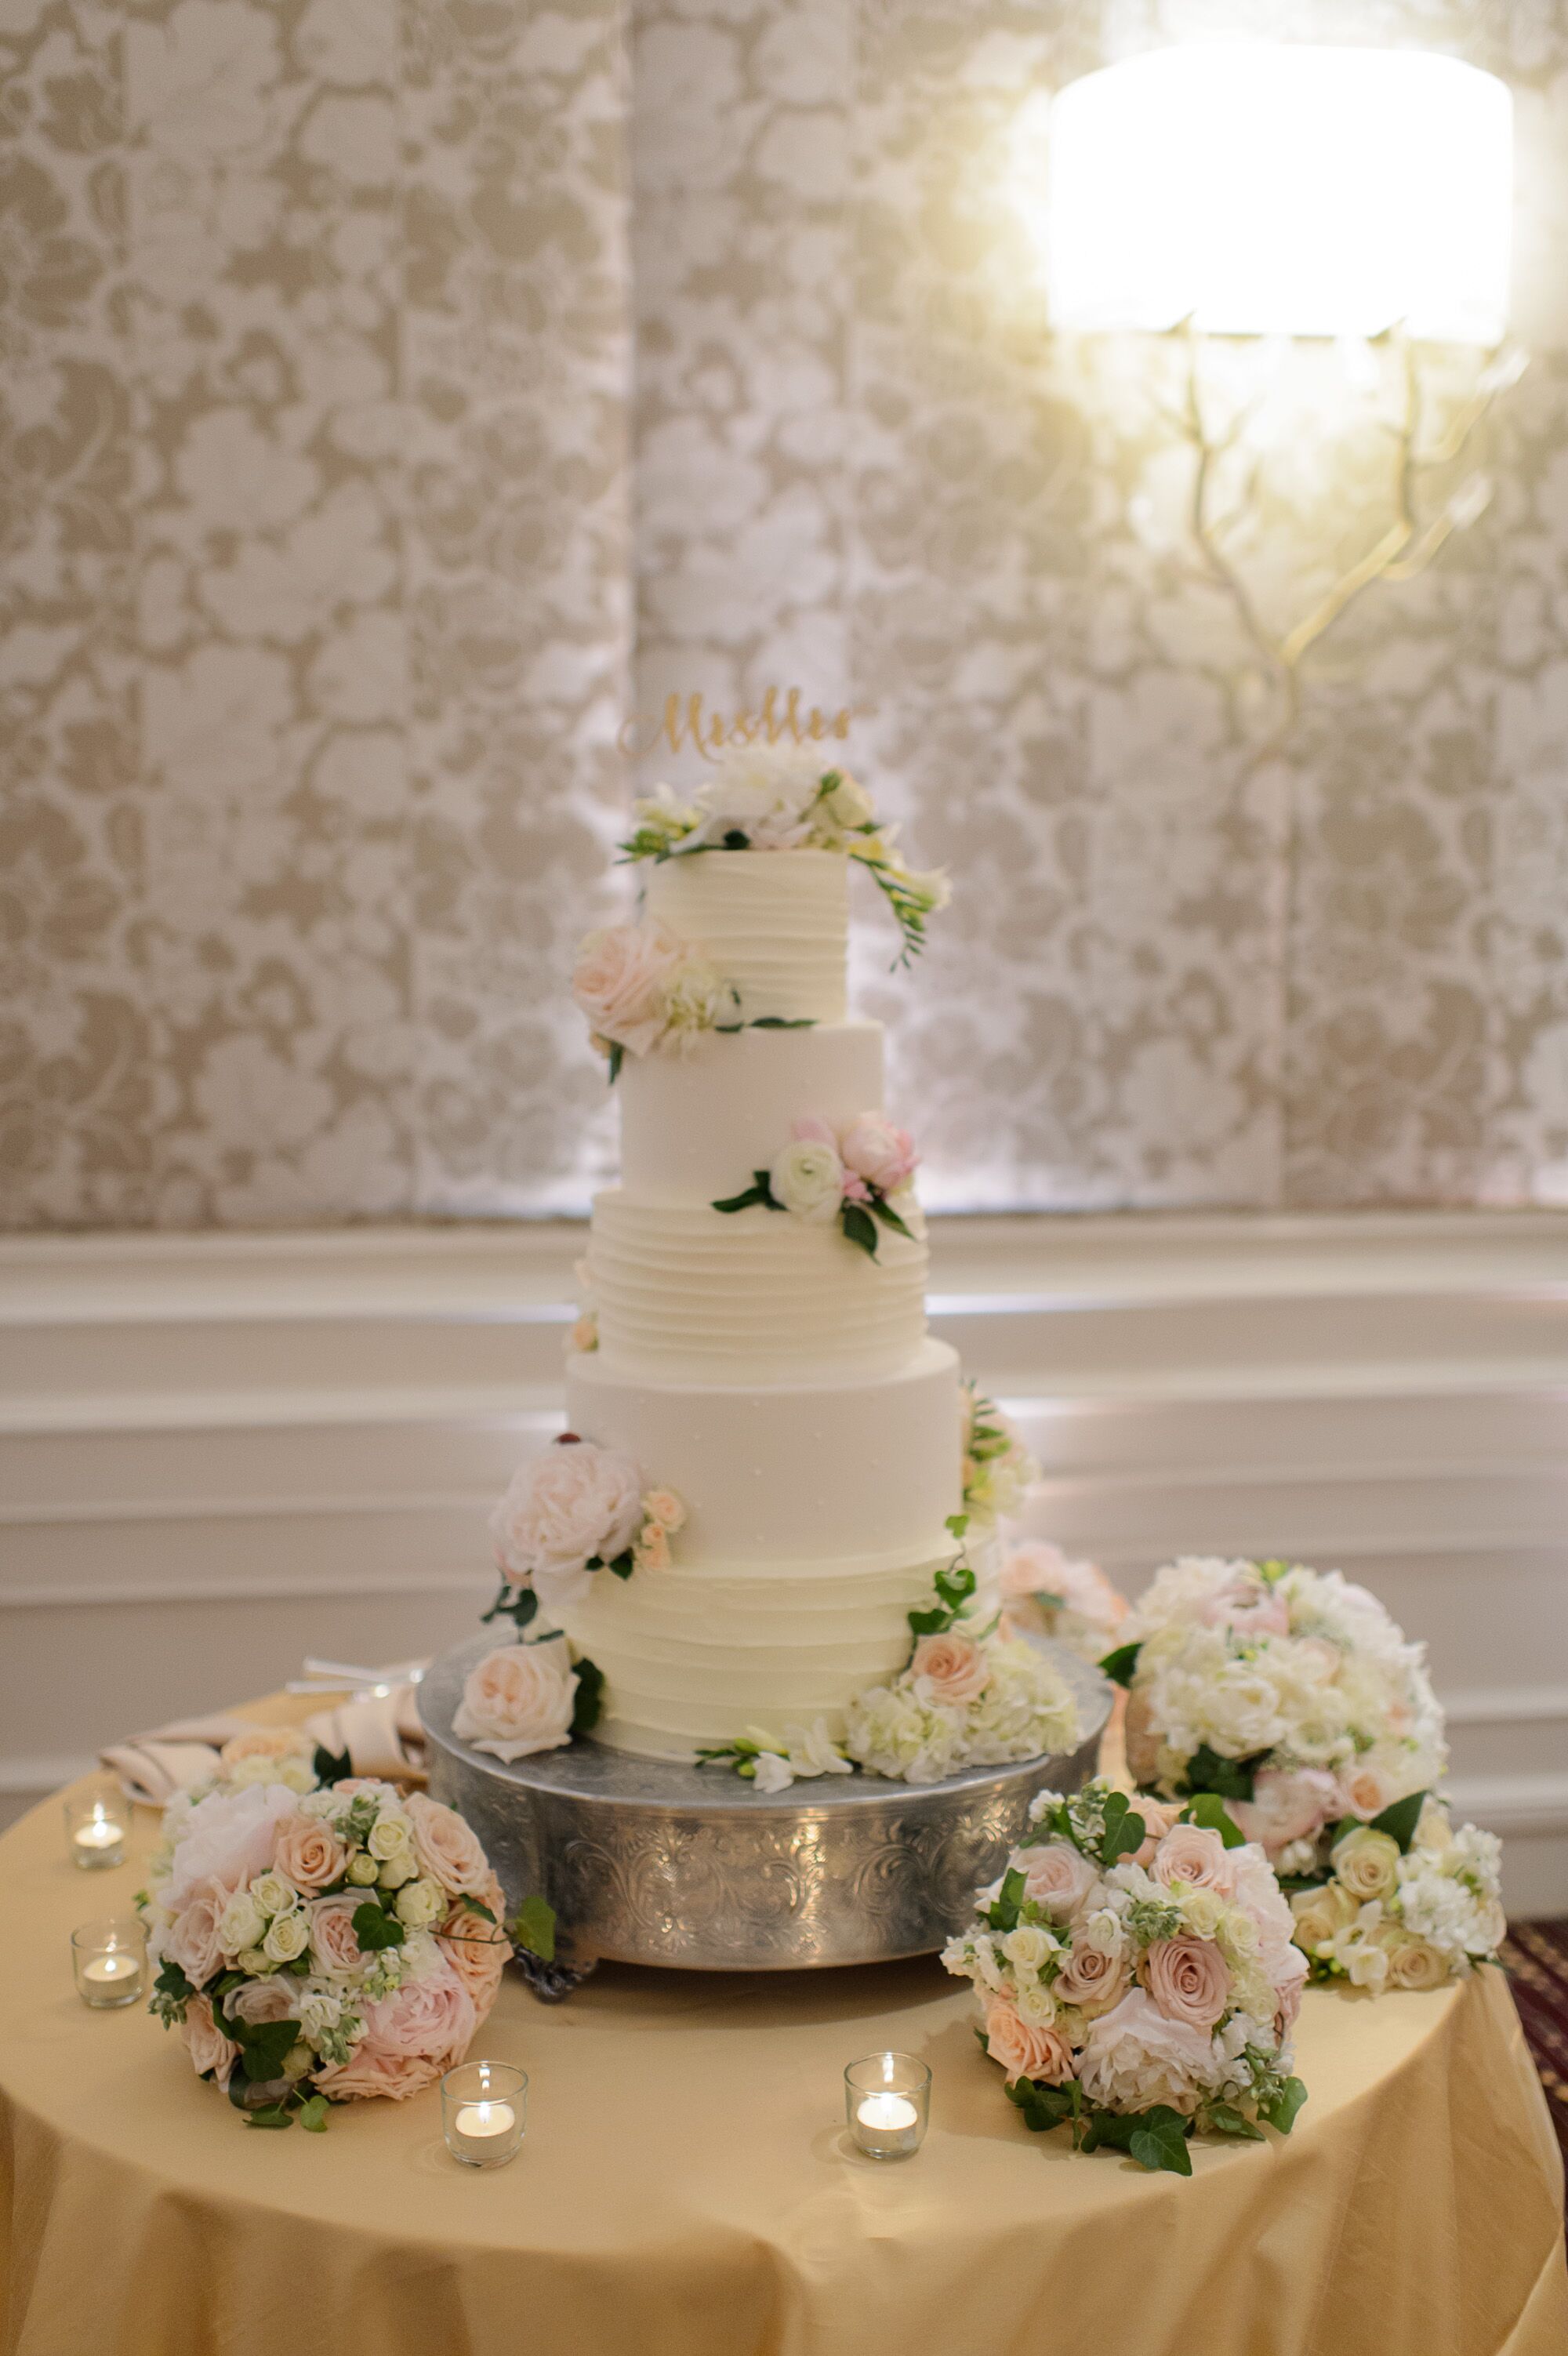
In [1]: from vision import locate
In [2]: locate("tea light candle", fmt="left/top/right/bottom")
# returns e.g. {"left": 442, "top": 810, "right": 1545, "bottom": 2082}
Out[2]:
{"left": 844, "top": 2052, "right": 931, "bottom": 2159}
{"left": 441, "top": 2060, "right": 528, "bottom": 2168}
{"left": 66, "top": 1797, "right": 127, "bottom": 1871}
{"left": 71, "top": 1919, "right": 147, "bottom": 2009}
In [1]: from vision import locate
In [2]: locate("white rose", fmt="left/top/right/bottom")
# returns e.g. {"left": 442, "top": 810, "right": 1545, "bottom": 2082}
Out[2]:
{"left": 367, "top": 1815, "right": 413, "bottom": 1864}
{"left": 250, "top": 1871, "right": 298, "bottom": 1919}
{"left": 488, "top": 1440, "right": 645, "bottom": 1602}
{"left": 394, "top": 1877, "right": 445, "bottom": 1929}
{"left": 262, "top": 1908, "right": 309, "bottom": 1964}
{"left": 769, "top": 1136, "right": 844, "bottom": 1224}
{"left": 236, "top": 1947, "right": 270, "bottom": 1975}
{"left": 571, "top": 920, "right": 687, "bottom": 1057}
{"left": 347, "top": 1852, "right": 380, "bottom": 1886}
{"left": 216, "top": 1892, "right": 266, "bottom": 1955}
{"left": 452, "top": 1641, "right": 579, "bottom": 1764}
{"left": 1001, "top": 1923, "right": 1054, "bottom": 1973}
{"left": 376, "top": 1854, "right": 417, "bottom": 1890}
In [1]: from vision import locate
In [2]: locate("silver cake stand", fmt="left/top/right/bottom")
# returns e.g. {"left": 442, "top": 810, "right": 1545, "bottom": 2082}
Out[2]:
{"left": 420, "top": 1632, "right": 1111, "bottom": 1993}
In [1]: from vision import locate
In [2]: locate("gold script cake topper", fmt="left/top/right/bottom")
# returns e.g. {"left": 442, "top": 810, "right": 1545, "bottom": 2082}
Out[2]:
{"left": 619, "top": 688, "right": 857, "bottom": 764}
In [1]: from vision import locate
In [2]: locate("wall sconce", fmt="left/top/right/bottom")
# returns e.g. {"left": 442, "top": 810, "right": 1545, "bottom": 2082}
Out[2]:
{"left": 1039, "top": 44, "right": 1521, "bottom": 727}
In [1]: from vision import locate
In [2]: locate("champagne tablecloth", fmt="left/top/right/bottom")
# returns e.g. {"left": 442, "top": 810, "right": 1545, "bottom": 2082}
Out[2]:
{"left": 2, "top": 1716, "right": 1565, "bottom": 2356}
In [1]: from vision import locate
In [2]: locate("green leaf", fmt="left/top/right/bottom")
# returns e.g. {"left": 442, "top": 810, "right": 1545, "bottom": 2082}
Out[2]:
{"left": 1098, "top": 1641, "right": 1142, "bottom": 1690}
{"left": 296, "top": 2095, "right": 330, "bottom": 2133}
{"left": 312, "top": 1742, "right": 352, "bottom": 1787}
{"left": 711, "top": 1181, "right": 771, "bottom": 1214}
{"left": 1370, "top": 1788, "right": 1428, "bottom": 1852}
{"left": 458, "top": 1894, "right": 498, "bottom": 1926}
{"left": 934, "top": 1560, "right": 977, "bottom": 1613}
{"left": 1259, "top": 2076, "right": 1308, "bottom": 2136}
{"left": 1181, "top": 1744, "right": 1258, "bottom": 1804}
{"left": 604, "top": 1551, "right": 635, "bottom": 1581}
{"left": 570, "top": 1654, "right": 604, "bottom": 1735}
{"left": 840, "top": 1203, "right": 880, "bottom": 1259}
{"left": 512, "top": 1894, "right": 557, "bottom": 1963}
{"left": 240, "top": 2018, "right": 303, "bottom": 2081}
{"left": 1100, "top": 1799, "right": 1147, "bottom": 1868}
{"left": 946, "top": 1512, "right": 970, "bottom": 1541}
{"left": 984, "top": 1867, "right": 1027, "bottom": 1933}
{"left": 1005, "top": 2076, "right": 1079, "bottom": 2134}
{"left": 481, "top": 1580, "right": 538, "bottom": 1636}
{"left": 606, "top": 1042, "right": 623, "bottom": 1085}
{"left": 746, "top": 1017, "right": 816, "bottom": 1029}
{"left": 1129, "top": 2111, "right": 1193, "bottom": 2176}
{"left": 1203, "top": 2101, "right": 1265, "bottom": 2142}
{"left": 868, "top": 1195, "right": 915, "bottom": 1240}
{"left": 721, "top": 828, "right": 750, "bottom": 849}
{"left": 1186, "top": 1792, "right": 1247, "bottom": 1849}
{"left": 906, "top": 1605, "right": 948, "bottom": 1636}
{"left": 351, "top": 1901, "right": 405, "bottom": 1954}
{"left": 154, "top": 1957, "right": 195, "bottom": 2004}
{"left": 243, "top": 2104, "right": 296, "bottom": 2131}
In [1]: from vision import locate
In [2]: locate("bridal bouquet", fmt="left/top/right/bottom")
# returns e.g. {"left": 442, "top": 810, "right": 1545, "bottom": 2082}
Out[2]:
{"left": 1288, "top": 1797, "right": 1505, "bottom": 1990}
{"left": 140, "top": 1731, "right": 510, "bottom": 2129}
{"left": 1000, "top": 1538, "right": 1128, "bottom": 1667}
{"left": 1109, "top": 1556, "right": 1447, "bottom": 1875}
{"left": 943, "top": 1779, "right": 1308, "bottom": 2175}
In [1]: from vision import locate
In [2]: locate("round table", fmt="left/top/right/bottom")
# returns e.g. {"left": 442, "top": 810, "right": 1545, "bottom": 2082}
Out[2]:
{"left": 2, "top": 1721, "right": 1565, "bottom": 2356}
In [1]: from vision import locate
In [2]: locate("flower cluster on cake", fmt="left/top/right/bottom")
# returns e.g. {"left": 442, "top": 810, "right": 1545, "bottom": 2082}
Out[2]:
{"left": 1105, "top": 1556, "right": 1504, "bottom": 1988}
{"left": 1000, "top": 1538, "right": 1129, "bottom": 1666}
{"left": 139, "top": 1728, "right": 508, "bottom": 2129}
{"left": 942, "top": 1778, "right": 1308, "bottom": 2174}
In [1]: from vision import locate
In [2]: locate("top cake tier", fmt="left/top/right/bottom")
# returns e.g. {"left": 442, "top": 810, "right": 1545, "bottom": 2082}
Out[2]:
{"left": 642, "top": 848, "right": 847, "bottom": 1024}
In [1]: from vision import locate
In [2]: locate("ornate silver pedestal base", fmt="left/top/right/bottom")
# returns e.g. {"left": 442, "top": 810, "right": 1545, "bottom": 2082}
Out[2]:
{"left": 420, "top": 1634, "right": 1110, "bottom": 1977}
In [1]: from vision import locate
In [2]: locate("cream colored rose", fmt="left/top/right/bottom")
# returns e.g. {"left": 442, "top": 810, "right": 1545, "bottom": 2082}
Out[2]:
{"left": 219, "top": 1726, "right": 314, "bottom": 1773}
{"left": 1174, "top": 1885, "right": 1225, "bottom": 1939}
{"left": 1330, "top": 1825, "right": 1401, "bottom": 1904}
{"left": 770, "top": 1134, "right": 844, "bottom": 1224}
{"left": 909, "top": 1632, "right": 989, "bottom": 1708}
{"left": 452, "top": 1643, "right": 579, "bottom": 1767}
{"left": 633, "top": 1520, "right": 672, "bottom": 1573}
{"left": 249, "top": 1870, "right": 298, "bottom": 1919}
{"left": 367, "top": 1814, "right": 413, "bottom": 1865}
{"left": 984, "top": 1994, "right": 1074, "bottom": 2086}
{"left": 1413, "top": 1799, "right": 1455, "bottom": 1855}
{"left": 261, "top": 1908, "right": 309, "bottom": 1964}
{"left": 394, "top": 1876, "right": 445, "bottom": 1929}
{"left": 216, "top": 1890, "right": 266, "bottom": 1957}
{"left": 643, "top": 1488, "right": 686, "bottom": 1531}
{"left": 227, "top": 1752, "right": 314, "bottom": 1794}
{"left": 1379, "top": 1931, "right": 1450, "bottom": 1990}
{"left": 376, "top": 1855, "right": 416, "bottom": 1890}
{"left": 1001, "top": 1923, "right": 1055, "bottom": 1973}
{"left": 1290, "top": 1879, "right": 1359, "bottom": 1955}
{"left": 571, "top": 920, "right": 686, "bottom": 1057}
{"left": 347, "top": 1853, "right": 380, "bottom": 1886}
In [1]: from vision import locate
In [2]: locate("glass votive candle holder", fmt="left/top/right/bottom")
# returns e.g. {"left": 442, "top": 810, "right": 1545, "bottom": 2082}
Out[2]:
{"left": 71, "top": 1919, "right": 146, "bottom": 2009}
{"left": 845, "top": 2052, "right": 931, "bottom": 2160}
{"left": 64, "top": 1788, "right": 128, "bottom": 1871}
{"left": 441, "top": 2060, "right": 528, "bottom": 2168}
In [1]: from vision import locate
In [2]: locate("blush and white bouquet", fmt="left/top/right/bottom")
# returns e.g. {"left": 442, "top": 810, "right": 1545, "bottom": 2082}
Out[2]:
{"left": 942, "top": 1779, "right": 1308, "bottom": 2175}
{"left": 572, "top": 918, "right": 731, "bottom": 1075}
{"left": 488, "top": 1434, "right": 686, "bottom": 1623}
{"left": 1288, "top": 1797, "right": 1506, "bottom": 1991}
{"left": 140, "top": 1732, "right": 510, "bottom": 2130}
{"left": 960, "top": 1381, "right": 1040, "bottom": 1529}
{"left": 618, "top": 744, "right": 950, "bottom": 964}
{"left": 711, "top": 1109, "right": 923, "bottom": 1264}
{"left": 1109, "top": 1556, "right": 1447, "bottom": 1875}
{"left": 1000, "top": 1539, "right": 1128, "bottom": 1667}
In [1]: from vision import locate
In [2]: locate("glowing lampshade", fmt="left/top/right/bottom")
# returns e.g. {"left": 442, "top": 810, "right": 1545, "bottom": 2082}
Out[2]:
{"left": 1047, "top": 45, "right": 1512, "bottom": 343}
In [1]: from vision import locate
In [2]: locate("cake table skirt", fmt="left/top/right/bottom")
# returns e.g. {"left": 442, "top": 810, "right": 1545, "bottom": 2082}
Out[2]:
{"left": 2, "top": 1726, "right": 1565, "bottom": 2356}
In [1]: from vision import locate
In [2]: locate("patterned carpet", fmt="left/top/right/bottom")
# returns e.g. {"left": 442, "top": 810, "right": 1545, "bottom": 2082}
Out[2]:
{"left": 1504, "top": 1920, "right": 1568, "bottom": 2202}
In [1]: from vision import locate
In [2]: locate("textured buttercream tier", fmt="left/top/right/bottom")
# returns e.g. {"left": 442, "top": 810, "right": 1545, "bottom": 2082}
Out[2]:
{"left": 549, "top": 1551, "right": 949, "bottom": 1759}
{"left": 566, "top": 1339, "right": 960, "bottom": 1565}
{"left": 619, "top": 1021, "right": 885, "bottom": 1203}
{"left": 588, "top": 1189, "right": 927, "bottom": 1381}
{"left": 642, "top": 848, "right": 847, "bottom": 1022}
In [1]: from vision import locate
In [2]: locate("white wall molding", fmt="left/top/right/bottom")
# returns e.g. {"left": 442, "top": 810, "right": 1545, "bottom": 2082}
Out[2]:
{"left": 5, "top": 1211, "right": 1567, "bottom": 1908}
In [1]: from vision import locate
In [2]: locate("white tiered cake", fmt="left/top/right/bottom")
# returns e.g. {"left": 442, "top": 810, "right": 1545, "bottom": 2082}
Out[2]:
{"left": 554, "top": 843, "right": 967, "bottom": 1760}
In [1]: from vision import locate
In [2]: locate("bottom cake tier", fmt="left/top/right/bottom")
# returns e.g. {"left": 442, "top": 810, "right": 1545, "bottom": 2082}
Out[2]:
{"left": 419, "top": 1631, "right": 1111, "bottom": 1973}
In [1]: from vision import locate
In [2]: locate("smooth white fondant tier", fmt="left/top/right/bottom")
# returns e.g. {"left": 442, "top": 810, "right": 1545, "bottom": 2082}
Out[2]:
{"left": 588, "top": 1189, "right": 927, "bottom": 1381}
{"left": 549, "top": 1550, "right": 948, "bottom": 1758}
{"left": 619, "top": 1020, "right": 886, "bottom": 1203}
{"left": 643, "top": 848, "right": 847, "bottom": 1022}
{"left": 566, "top": 1338, "right": 961, "bottom": 1565}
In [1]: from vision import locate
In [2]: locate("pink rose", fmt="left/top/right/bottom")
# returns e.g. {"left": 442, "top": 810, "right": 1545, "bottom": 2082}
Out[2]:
{"left": 572, "top": 920, "right": 685, "bottom": 1057}
{"left": 1130, "top": 1797, "right": 1185, "bottom": 1867}
{"left": 1336, "top": 1764, "right": 1396, "bottom": 1820}
{"left": 354, "top": 1956, "right": 475, "bottom": 2063}
{"left": 225, "top": 1976, "right": 299, "bottom": 2027}
{"left": 271, "top": 1814, "right": 350, "bottom": 1894}
{"left": 314, "top": 2045, "right": 444, "bottom": 2104}
{"left": 1231, "top": 1767, "right": 1339, "bottom": 1857}
{"left": 1229, "top": 1843, "right": 1301, "bottom": 1973}
{"left": 308, "top": 1893, "right": 370, "bottom": 1978}
{"left": 1054, "top": 1940, "right": 1128, "bottom": 2013}
{"left": 1014, "top": 1839, "right": 1098, "bottom": 1920}
{"left": 182, "top": 1995, "right": 238, "bottom": 2083}
{"left": 1199, "top": 1573, "right": 1290, "bottom": 1639}
{"left": 489, "top": 1439, "right": 644, "bottom": 1611}
{"left": 790, "top": 1116, "right": 838, "bottom": 1148}
{"left": 164, "top": 1880, "right": 233, "bottom": 1988}
{"left": 162, "top": 1783, "right": 299, "bottom": 1912}
{"left": 910, "top": 1632, "right": 990, "bottom": 1708}
{"left": 1079, "top": 1988, "right": 1218, "bottom": 2115}
{"left": 984, "top": 1995, "right": 1075, "bottom": 2086}
{"left": 406, "top": 1792, "right": 492, "bottom": 1898}
{"left": 1150, "top": 1824, "right": 1237, "bottom": 1898}
{"left": 838, "top": 1112, "right": 917, "bottom": 1195}
{"left": 1274, "top": 1943, "right": 1308, "bottom": 2035}
{"left": 452, "top": 1643, "right": 577, "bottom": 1766}
{"left": 440, "top": 1871, "right": 511, "bottom": 2020}
{"left": 1141, "top": 1935, "right": 1232, "bottom": 2031}
{"left": 1000, "top": 1540, "right": 1073, "bottom": 1603}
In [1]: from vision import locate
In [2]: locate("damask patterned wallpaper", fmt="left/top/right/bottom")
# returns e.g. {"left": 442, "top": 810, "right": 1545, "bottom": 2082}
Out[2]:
{"left": 6, "top": 0, "right": 1568, "bottom": 1227}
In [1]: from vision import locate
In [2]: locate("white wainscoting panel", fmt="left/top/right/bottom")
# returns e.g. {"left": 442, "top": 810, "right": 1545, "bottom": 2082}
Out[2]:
{"left": 2, "top": 1214, "right": 1566, "bottom": 1913}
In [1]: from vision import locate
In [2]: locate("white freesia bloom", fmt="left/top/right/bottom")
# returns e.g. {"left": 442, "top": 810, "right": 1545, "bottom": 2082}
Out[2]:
{"left": 750, "top": 1750, "right": 795, "bottom": 1794}
{"left": 782, "top": 1719, "right": 853, "bottom": 1778}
